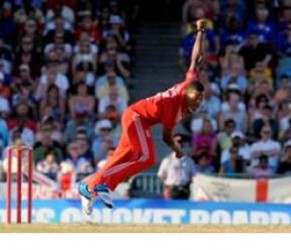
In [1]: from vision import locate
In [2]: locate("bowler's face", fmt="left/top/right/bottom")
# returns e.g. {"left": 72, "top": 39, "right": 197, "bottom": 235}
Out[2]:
{"left": 186, "top": 90, "right": 204, "bottom": 112}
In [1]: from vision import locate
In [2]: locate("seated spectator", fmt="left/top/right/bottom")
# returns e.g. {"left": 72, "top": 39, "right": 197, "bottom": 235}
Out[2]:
{"left": 276, "top": 22, "right": 291, "bottom": 58}
{"left": 73, "top": 61, "right": 96, "bottom": 88}
{"left": 248, "top": 62, "right": 273, "bottom": 89}
{"left": 219, "top": 17, "right": 245, "bottom": 49}
{"left": 72, "top": 39, "right": 96, "bottom": 73}
{"left": 103, "top": 15, "right": 130, "bottom": 51}
{"left": 99, "top": 36, "right": 131, "bottom": 79}
{"left": 250, "top": 154, "right": 274, "bottom": 178}
{"left": 38, "top": 62, "right": 69, "bottom": 97}
{"left": 277, "top": 141, "right": 291, "bottom": 175}
{"left": 36, "top": 150, "right": 60, "bottom": 180}
{"left": 219, "top": 90, "right": 247, "bottom": 132}
{"left": 14, "top": 1, "right": 44, "bottom": 26}
{"left": 92, "top": 119, "right": 114, "bottom": 164}
{"left": 98, "top": 85, "right": 128, "bottom": 117}
{"left": 192, "top": 120, "right": 217, "bottom": 163}
{"left": 75, "top": 131, "right": 94, "bottom": 165}
{"left": 95, "top": 60, "right": 125, "bottom": 89}
{"left": 36, "top": 118, "right": 63, "bottom": 145}
{"left": 252, "top": 104, "right": 279, "bottom": 139}
{"left": 221, "top": 131, "right": 251, "bottom": 167}
{"left": 158, "top": 134, "right": 195, "bottom": 199}
{"left": 238, "top": 32, "right": 275, "bottom": 72}
{"left": 220, "top": 45, "right": 245, "bottom": 76}
{"left": 220, "top": 147, "right": 244, "bottom": 176}
{"left": 217, "top": 118, "right": 236, "bottom": 151}
{"left": 64, "top": 113, "right": 95, "bottom": 143}
{"left": 34, "top": 125, "right": 63, "bottom": 163}
{"left": 220, "top": 64, "right": 248, "bottom": 94}
{"left": 250, "top": 125, "right": 281, "bottom": 171}
{"left": 68, "top": 82, "right": 95, "bottom": 120}
{"left": 194, "top": 152, "right": 215, "bottom": 174}
{"left": 61, "top": 141, "right": 93, "bottom": 179}
{"left": 97, "top": 147, "right": 116, "bottom": 170}
{"left": 8, "top": 118, "right": 35, "bottom": 148}
{"left": 39, "top": 85, "right": 66, "bottom": 123}
{"left": 95, "top": 70, "right": 129, "bottom": 103}
{"left": 219, "top": 0, "right": 245, "bottom": 26}
{"left": 76, "top": 14, "right": 101, "bottom": 44}
{"left": 275, "top": 75, "right": 291, "bottom": 104}
{"left": 202, "top": 83, "right": 221, "bottom": 119}
{"left": 46, "top": 1, "right": 75, "bottom": 24}
{"left": 246, "top": 6, "right": 275, "bottom": 43}
{"left": 44, "top": 15, "right": 73, "bottom": 44}
{"left": 191, "top": 109, "right": 218, "bottom": 135}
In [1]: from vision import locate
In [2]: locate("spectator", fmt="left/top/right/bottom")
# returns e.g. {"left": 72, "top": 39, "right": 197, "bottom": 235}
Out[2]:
{"left": 36, "top": 150, "right": 59, "bottom": 180}
{"left": 250, "top": 125, "right": 281, "bottom": 171}
{"left": 95, "top": 70, "right": 129, "bottom": 103}
{"left": 61, "top": 141, "right": 93, "bottom": 180}
{"left": 68, "top": 82, "right": 95, "bottom": 120}
{"left": 221, "top": 131, "right": 251, "bottom": 167}
{"left": 192, "top": 120, "right": 217, "bottom": 163}
{"left": 97, "top": 147, "right": 116, "bottom": 170}
{"left": 238, "top": 32, "right": 275, "bottom": 71}
{"left": 217, "top": 118, "right": 236, "bottom": 151}
{"left": 219, "top": 90, "right": 247, "bottom": 132}
{"left": 252, "top": 104, "right": 279, "bottom": 139}
{"left": 194, "top": 152, "right": 215, "bottom": 174}
{"left": 158, "top": 134, "right": 195, "bottom": 199}
{"left": 92, "top": 119, "right": 114, "bottom": 164}
{"left": 250, "top": 154, "right": 274, "bottom": 178}
{"left": 98, "top": 85, "right": 128, "bottom": 117}
{"left": 277, "top": 141, "right": 291, "bottom": 175}
{"left": 220, "top": 147, "right": 244, "bottom": 176}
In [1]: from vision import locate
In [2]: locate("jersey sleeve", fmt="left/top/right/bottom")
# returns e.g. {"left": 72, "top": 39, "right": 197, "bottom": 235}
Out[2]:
{"left": 185, "top": 68, "right": 199, "bottom": 82}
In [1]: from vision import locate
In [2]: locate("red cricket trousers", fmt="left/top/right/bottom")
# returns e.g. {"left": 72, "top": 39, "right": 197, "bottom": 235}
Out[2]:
{"left": 87, "top": 108, "right": 157, "bottom": 191}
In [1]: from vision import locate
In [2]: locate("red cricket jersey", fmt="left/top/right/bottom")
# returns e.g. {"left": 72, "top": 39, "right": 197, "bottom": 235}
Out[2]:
{"left": 130, "top": 69, "right": 199, "bottom": 131}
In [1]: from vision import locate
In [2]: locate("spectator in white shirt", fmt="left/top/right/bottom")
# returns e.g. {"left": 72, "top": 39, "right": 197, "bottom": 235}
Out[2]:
{"left": 36, "top": 150, "right": 60, "bottom": 180}
{"left": 158, "top": 134, "right": 195, "bottom": 199}
{"left": 250, "top": 125, "right": 281, "bottom": 171}
{"left": 98, "top": 85, "right": 128, "bottom": 116}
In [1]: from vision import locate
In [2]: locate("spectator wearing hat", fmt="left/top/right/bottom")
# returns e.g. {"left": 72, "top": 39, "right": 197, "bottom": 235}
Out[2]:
{"left": 220, "top": 131, "right": 251, "bottom": 167}
{"left": 250, "top": 154, "right": 274, "bottom": 178}
{"left": 277, "top": 141, "right": 291, "bottom": 175}
{"left": 250, "top": 125, "right": 281, "bottom": 171}
{"left": 158, "top": 134, "right": 195, "bottom": 199}
{"left": 220, "top": 146, "right": 244, "bottom": 176}
{"left": 103, "top": 15, "right": 130, "bottom": 50}
{"left": 92, "top": 119, "right": 114, "bottom": 164}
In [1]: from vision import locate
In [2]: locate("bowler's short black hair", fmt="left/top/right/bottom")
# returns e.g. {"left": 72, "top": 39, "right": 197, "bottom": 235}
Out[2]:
{"left": 188, "top": 81, "right": 204, "bottom": 93}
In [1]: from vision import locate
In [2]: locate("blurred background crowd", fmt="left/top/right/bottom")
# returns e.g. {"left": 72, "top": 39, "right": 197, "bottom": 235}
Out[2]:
{"left": 0, "top": 0, "right": 138, "bottom": 185}
{"left": 0, "top": 0, "right": 290, "bottom": 199}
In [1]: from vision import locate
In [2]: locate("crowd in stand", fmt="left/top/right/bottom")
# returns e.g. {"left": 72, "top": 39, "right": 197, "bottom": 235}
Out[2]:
{"left": 0, "top": 0, "right": 137, "bottom": 186}
{"left": 174, "top": 0, "right": 291, "bottom": 180}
